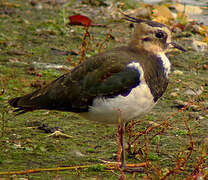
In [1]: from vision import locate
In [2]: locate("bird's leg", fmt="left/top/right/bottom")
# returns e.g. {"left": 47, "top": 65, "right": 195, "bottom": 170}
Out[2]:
{"left": 118, "top": 109, "right": 126, "bottom": 169}
{"left": 118, "top": 115, "right": 146, "bottom": 173}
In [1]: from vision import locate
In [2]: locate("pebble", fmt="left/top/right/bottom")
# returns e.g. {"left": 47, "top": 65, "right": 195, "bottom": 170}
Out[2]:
{"left": 184, "top": 86, "right": 204, "bottom": 96}
{"left": 196, "top": 115, "right": 204, "bottom": 120}
{"left": 73, "top": 150, "right": 85, "bottom": 157}
{"left": 170, "top": 92, "right": 178, "bottom": 97}
{"left": 173, "top": 70, "right": 184, "bottom": 75}
{"left": 173, "top": 100, "right": 199, "bottom": 111}
{"left": 203, "top": 64, "right": 208, "bottom": 70}
{"left": 174, "top": 88, "right": 180, "bottom": 91}
{"left": 192, "top": 39, "right": 208, "bottom": 52}
{"left": 174, "top": 100, "right": 188, "bottom": 106}
{"left": 179, "top": 38, "right": 208, "bottom": 52}
{"left": 35, "top": 3, "right": 43, "bottom": 10}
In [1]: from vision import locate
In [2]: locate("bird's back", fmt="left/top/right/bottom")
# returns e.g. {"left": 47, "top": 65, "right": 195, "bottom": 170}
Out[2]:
{"left": 8, "top": 47, "right": 145, "bottom": 112}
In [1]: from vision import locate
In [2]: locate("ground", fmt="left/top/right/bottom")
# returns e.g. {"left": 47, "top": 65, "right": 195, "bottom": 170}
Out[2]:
{"left": 0, "top": 0, "right": 207, "bottom": 179}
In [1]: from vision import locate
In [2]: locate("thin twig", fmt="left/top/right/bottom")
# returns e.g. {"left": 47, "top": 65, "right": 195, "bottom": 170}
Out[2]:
{"left": 99, "top": 29, "right": 113, "bottom": 53}
{"left": 1, "top": 112, "right": 5, "bottom": 137}
{"left": 0, "top": 163, "right": 147, "bottom": 176}
{"left": 79, "top": 26, "right": 91, "bottom": 64}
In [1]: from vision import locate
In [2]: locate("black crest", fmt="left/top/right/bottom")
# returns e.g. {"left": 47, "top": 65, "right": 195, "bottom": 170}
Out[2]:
{"left": 123, "top": 14, "right": 167, "bottom": 28}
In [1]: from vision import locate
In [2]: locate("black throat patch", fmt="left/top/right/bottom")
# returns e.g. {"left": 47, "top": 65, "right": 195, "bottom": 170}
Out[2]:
{"left": 143, "top": 55, "right": 169, "bottom": 102}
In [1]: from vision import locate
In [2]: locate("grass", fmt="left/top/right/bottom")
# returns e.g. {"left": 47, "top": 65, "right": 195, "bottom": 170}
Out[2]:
{"left": 0, "top": 0, "right": 208, "bottom": 179}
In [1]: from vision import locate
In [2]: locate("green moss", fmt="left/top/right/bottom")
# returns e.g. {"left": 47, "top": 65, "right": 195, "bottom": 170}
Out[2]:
{"left": 87, "top": 148, "right": 96, "bottom": 153}
{"left": 87, "top": 164, "right": 106, "bottom": 172}
{"left": 172, "top": 129, "right": 189, "bottom": 136}
{"left": 148, "top": 153, "right": 160, "bottom": 161}
{"left": 0, "top": 0, "right": 207, "bottom": 179}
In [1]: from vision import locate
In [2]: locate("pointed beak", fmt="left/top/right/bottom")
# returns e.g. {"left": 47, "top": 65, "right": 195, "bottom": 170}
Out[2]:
{"left": 170, "top": 42, "right": 186, "bottom": 52}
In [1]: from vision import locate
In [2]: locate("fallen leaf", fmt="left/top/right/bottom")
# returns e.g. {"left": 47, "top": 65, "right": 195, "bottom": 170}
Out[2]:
{"left": 185, "top": 22, "right": 200, "bottom": 33}
{"left": 24, "top": 19, "right": 31, "bottom": 25}
{"left": 153, "top": 5, "right": 175, "bottom": 20}
{"left": 68, "top": 14, "right": 105, "bottom": 27}
{"left": 202, "top": 36, "right": 208, "bottom": 44}
{"left": 199, "top": 24, "right": 208, "bottom": 36}
{"left": 175, "top": 3, "right": 203, "bottom": 15}
{"left": 2, "top": 2, "right": 20, "bottom": 8}
{"left": 0, "top": 14, "right": 9, "bottom": 18}
{"left": 177, "top": 11, "right": 190, "bottom": 24}
{"left": 124, "top": 6, "right": 152, "bottom": 19}
{"left": 152, "top": 16, "right": 170, "bottom": 26}
{"left": 172, "top": 23, "right": 185, "bottom": 31}
{"left": 192, "top": 39, "right": 208, "bottom": 52}
{"left": 47, "top": 130, "right": 72, "bottom": 138}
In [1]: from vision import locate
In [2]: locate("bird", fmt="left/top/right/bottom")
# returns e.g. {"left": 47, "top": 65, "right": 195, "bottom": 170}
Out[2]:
{"left": 8, "top": 14, "right": 186, "bottom": 169}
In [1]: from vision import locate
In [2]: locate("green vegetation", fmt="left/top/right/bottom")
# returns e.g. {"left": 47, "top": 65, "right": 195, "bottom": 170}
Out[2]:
{"left": 0, "top": 0, "right": 207, "bottom": 179}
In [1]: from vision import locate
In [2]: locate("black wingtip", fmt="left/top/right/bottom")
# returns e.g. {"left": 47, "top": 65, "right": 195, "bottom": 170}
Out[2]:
{"left": 8, "top": 97, "right": 33, "bottom": 115}
{"left": 8, "top": 97, "right": 21, "bottom": 107}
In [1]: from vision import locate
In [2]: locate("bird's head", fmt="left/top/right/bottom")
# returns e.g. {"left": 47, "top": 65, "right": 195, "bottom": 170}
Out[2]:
{"left": 125, "top": 15, "right": 186, "bottom": 54}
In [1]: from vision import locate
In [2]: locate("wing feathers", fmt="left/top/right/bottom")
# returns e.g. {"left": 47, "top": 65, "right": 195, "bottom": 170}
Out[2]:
{"left": 8, "top": 47, "right": 142, "bottom": 114}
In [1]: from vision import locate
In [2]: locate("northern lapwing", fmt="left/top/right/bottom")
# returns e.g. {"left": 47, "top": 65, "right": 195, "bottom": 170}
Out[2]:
{"left": 8, "top": 15, "right": 186, "bottom": 169}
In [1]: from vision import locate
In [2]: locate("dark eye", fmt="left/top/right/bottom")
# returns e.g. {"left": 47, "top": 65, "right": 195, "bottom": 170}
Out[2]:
{"left": 155, "top": 31, "right": 165, "bottom": 38}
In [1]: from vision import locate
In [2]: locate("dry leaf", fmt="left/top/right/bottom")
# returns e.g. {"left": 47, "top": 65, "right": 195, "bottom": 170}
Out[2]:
{"left": 2, "top": 2, "right": 20, "bottom": 7}
{"left": 199, "top": 24, "right": 208, "bottom": 36}
{"left": 192, "top": 39, "right": 208, "bottom": 52}
{"left": 124, "top": 7, "right": 152, "bottom": 19}
{"left": 175, "top": 3, "right": 203, "bottom": 15}
{"left": 68, "top": 14, "right": 105, "bottom": 27}
{"left": 153, "top": 5, "right": 175, "bottom": 20}
{"left": 202, "top": 36, "right": 208, "bottom": 44}
{"left": 177, "top": 11, "right": 190, "bottom": 23}
{"left": 152, "top": 16, "right": 170, "bottom": 25}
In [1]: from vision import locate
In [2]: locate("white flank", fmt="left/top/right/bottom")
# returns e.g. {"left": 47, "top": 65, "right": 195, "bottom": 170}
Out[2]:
{"left": 158, "top": 52, "right": 171, "bottom": 78}
{"left": 80, "top": 62, "right": 155, "bottom": 124}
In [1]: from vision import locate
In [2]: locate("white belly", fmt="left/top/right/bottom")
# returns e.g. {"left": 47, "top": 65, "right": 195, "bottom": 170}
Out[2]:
{"left": 80, "top": 82, "right": 155, "bottom": 124}
{"left": 79, "top": 62, "right": 156, "bottom": 124}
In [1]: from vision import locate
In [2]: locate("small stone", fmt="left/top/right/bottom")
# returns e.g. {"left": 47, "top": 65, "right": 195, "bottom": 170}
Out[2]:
{"left": 174, "top": 88, "right": 180, "bottom": 91}
{"left": 174, "top": 100, "right": 187, "bottom": 107}
{"left": 35, "top": 3, "right": 43, "bottom": 10}
{"left": 170, "top": 92, "right": 178, "bottom": 97}
{"left": 192, "top": 39, "right": 208, "bottom": 52}
{"left": 203, "top": 64, "right": 208, "bottom": 70}
{"left": 173, "top": 70, "right": 184, "bottom": 75}
{"left": 185, "top": 23, "right": 200, "bottom": 33}
{"left": 184, "top": 89, "right": 196, "bottom": 95}
{"left": 184, "top": 86, "right": 203, "bottom": 96}
{"left": 196, "top": 115, "right": 204, "bottom": 120}
{"left": 74, "top": 150, "right": 85, "bottom": 157}
{"left": 174, "top": 100, "right": 200, "bottom": 111}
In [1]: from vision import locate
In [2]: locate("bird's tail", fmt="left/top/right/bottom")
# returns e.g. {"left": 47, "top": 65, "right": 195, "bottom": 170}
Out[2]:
{"left": 8, "top": 96, "right": 34, "bottom": 115}
{"left": 8, "top": 97, "right": 21, "bottom": 108}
